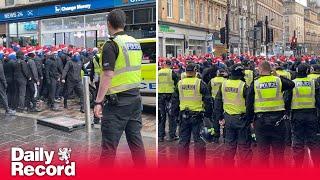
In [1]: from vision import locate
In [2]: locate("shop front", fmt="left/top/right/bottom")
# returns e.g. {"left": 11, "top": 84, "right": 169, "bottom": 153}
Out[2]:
{"left": 158, "top": 24, "right": 208, "bottom": 57}
{"left": 0, "top": 0, "right": 156, "bottom": 48}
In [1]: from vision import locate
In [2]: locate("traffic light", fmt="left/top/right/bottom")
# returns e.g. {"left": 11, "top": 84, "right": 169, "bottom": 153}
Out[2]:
{"left": 220, "top": 27, "right": 226, "bottom": 44}
{"left": 267, "top": 28, "right": 274, "bottom": 43}
{"left": 290, "top": 37, "right": 297, "bottom": 50}
{"left": 256, "top": 21, "right": 263, "bottom": 43}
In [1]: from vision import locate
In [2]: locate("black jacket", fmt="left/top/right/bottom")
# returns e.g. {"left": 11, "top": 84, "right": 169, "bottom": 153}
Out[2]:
{"left": 0, "top": 61, "right": 7, "bottom": 88}
{"left": 45, "top": 57, "right": 60, "bottom": 82}
{"left": 3, "top": 59, "right": 15, "bottom": 83}
{"left": 14, "top": 58, "right": 31, "bottom": 82}
{"left": 62, "top": 60, "right": 85, "bottom": 82}
{"left": 27, "top": 58, "right": 39, "bottom": 83}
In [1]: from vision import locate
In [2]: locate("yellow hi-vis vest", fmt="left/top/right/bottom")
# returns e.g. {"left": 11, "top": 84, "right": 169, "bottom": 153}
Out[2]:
{"left": 276, "top": 70, "right": 291, "bottom": 80}
{"left": 93, "top": 54, "right": 102, "bottom": 76}
{"left": 158, "top": 68, "right": 174, "bottom": 93}
{"left": 222, "top": 79, "right": 246, "bottom": 115}
{"left": 178, "top": 77, "right": 204, "bottom": 112}
{"left": 244, "top": 70, "right": 253, "bottom": 85}
{"left": 102, "top": 35, "right": 142, "bottom": 95}
{"left": 291, "top": 77, "right": 315, "bottom": 110}
{"left": 254, "top": 75, "right": 285, "bottom": 113}
{"left": 210, "top": 76, "right": 226, "bottom": 98}
{"left": 308, "top": 73, "right": 320, "bottom": 81}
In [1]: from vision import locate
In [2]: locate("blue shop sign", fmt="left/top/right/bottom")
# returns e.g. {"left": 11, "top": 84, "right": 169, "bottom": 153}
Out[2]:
{"left": 0, "top": 0, "right": 113, "bottom": 23}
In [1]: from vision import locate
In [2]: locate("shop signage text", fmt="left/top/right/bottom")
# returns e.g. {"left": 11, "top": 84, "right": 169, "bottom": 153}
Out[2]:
{"left": 4, "top": 10, "right": 35, "bottom": 20}
{"left": 55, "top": 4, "right": 92, "bottom": 13}
{"left": 160, "top": 25, "right": 175, "bottom": 33}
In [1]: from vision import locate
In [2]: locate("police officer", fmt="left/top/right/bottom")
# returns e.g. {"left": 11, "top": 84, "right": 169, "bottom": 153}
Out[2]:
{"left": 242, "top": 59, "right": 254, "bottom": 86}
{"left": 275, "top": 61, "right": 291, "bottom": 80}
{"left": 247, "top": 60, "right": 295, "bottom": 167}
{"left": 61, "top": 52, "right": 85, "bottom": 113}
{"left": 215, "top": 64, "right": 252, "bottom": 167}
{"left": 208, "top": 68, "right": 227, "bottom": 143}
{"left": 44, "top": 54, "right": 60, "bottom": 111}
{"left": 308, "top": 64, "right": 320, "bottom": 80}
{"left": 0, "top": 55, "right": 15, "bottom": 115}
{"left": 275, "top": 61, "right": 292, "bottom": 146}
{"left": 172, "top": 63, "right": 212, "bottom": 167}
{"left": 14, "top": 51, "right": 32, "bottom": 112}
{"left": 158, "top": 60, "right": 179, "bottom": 142}
{"left": 288, "top": 64, "right": 320, "bottom": 168}
{"left": 93, "top": 9, "right": 146, "bottom": 167}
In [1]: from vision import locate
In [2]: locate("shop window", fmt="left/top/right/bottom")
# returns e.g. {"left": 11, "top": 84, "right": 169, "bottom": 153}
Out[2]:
{"left": 63, "top": 16, "right": 84, "bottom": 29}
{"left": 42, "top": 18, "right": 63, "bottom": 32}
{"left": 5, "top": 0, "right": 14, "bottom": 6}
{"left": 134, "top": 8, "right": 152, "bottom": 24}
{"left": 125, "top": 10, "right": 134, "bottom": 25}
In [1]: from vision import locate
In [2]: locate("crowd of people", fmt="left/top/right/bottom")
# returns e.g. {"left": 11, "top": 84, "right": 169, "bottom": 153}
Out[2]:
{"left": 158, "top": 53, "right": 320, "bottom": 168}
{"left": 0, "top": 43, "right": 102, "bottom": 116}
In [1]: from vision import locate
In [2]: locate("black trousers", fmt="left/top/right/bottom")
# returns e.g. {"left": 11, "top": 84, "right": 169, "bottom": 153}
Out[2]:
{"left": 16, "top": 79, "right": 27, "bottom": 110}
{"left": 292, "top": 110, "right": 320, "bottom": 168}
{"left": 254, "top": 112, "right": 286, "bottom": 168}
{"left": 26, "top": 81, "right": 36, "bottom": 109}
{"left": 158, "top": 94, "right": 177, "bottom": 138}
{"left": 47, "top": 78, "right": 57, "bottom": 108}
{"left": 223, "top": 114, "right": 252, "bottom": 167}
{"left": 7, "top": 81, "right": 17, "bottom": 109}
{"left": 64, "top": 80, "right": 83, "bottom": 107}
{"left": 0, "top": 83, "right": 9, "bottom": 111}
{"left": 178, "top": 113, "right": 205, "bottom": 167}
{"left": 100, "top": 96, "right": 146, "bottom": 167}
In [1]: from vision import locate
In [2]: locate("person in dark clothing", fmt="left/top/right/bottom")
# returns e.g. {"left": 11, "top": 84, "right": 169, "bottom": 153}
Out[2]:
{"left": 34, "top": 54, "right": 44, "bottom": 100}
{"left": 14, "top": 51, "right": 32, "bottom": 112}
{"left": 25, "top": 53, "right": 41, "bottom": 112}
{"left": 246, "top": 60, "right": 295, "bottom": 168}
{"left": 215, "top": 64, "right": 252, "bottom": 167}
{"left": 172, "top": 63, "right": 213, "bottom": 167}
{"left": 61, "top": 52, "right": 85, "bottom": 113}
{"left": 55, "top": 52, "right": 64, "bottom": 101}
{"left": 44, "top": 54, "right": 60, "bottom": 111}
{"left": 0, "top": 58, "right": 15, "bottom": 115}
{"left": 3, "top": 55, "right": 17, "bottom": 109}
{"left": 287, "top": 64, "right": 320, "bottom": 168}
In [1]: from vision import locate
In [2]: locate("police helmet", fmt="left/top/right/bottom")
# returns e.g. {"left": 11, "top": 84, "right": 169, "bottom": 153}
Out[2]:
{"left": 200, "top": 127, "right": 216, "bottom": 143}
{"left": 230, "top": 64, "right": 245, "bottom": 77}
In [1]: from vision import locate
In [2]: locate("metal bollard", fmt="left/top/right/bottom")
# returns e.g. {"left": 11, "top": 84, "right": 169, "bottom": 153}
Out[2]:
{"left": 83, "top": 76, "right": 92, "bottom": 132}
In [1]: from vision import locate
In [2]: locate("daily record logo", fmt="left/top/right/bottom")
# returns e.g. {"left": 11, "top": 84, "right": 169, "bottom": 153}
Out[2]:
{"left": 55, "top": 4, "right": 91, "bottom": 13}
{"left": 11, "top": 147, "right": 76, "bottom": 176}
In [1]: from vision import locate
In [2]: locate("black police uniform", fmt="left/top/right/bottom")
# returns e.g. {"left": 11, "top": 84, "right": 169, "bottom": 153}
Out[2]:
{"left": 247, "top": 76, "right": 295, "bottom": 167}
{"left": 100, "top": 31, "right": 146, "bottom": 167}
{"left": 44, "top": 56, "right": 60, "bottom": 109}
{"left": 172, "top": 75, "right": 212, "bottom": 167}
{"left": 61, "top": 59, "right": 84, "bottom": 110}
{"left": 158, "top": 69, "right": 179, "bottom": 141}
{"left": 215, "top": 75, "right": 253, "bottom": 167}
{"left": 287, "top": 75, "right": 320, "bottom": 168}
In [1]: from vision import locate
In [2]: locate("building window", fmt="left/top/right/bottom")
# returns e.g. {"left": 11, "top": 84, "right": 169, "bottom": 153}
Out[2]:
{"left": 167, "top": 0, "right": 173, "bottom": 18}
{"left": 179, "top": 0, "right": 184, "bottom": 20}
{"left": 208, "top": 4, "right": 212, "bottom": 24}
{"left": 5, "top": 0, "right": 14, "bottom": 6}
{"left": 190, "top": 0, "right": 195, "bottom": 23}
{"left": 200, "top": 2, "right": 204, "bottom": 24}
